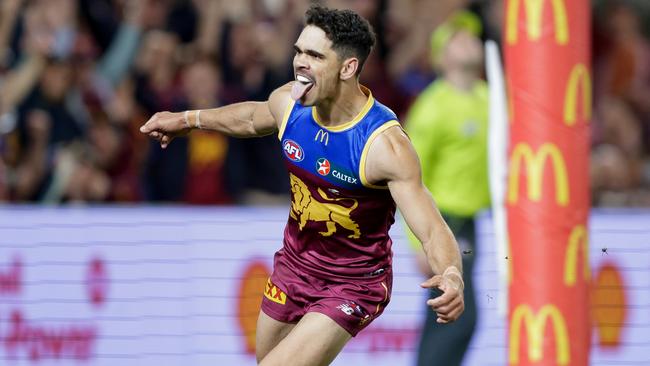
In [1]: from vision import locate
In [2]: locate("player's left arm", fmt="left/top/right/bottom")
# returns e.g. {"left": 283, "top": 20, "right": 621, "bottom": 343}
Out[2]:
{"left": 364, "top": 125, "right": 464, "bottom": 323}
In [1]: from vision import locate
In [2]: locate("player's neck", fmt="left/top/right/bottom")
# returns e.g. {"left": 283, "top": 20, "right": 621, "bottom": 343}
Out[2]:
{"left": 315, "top": 82, "right": 368, "bottom": 127}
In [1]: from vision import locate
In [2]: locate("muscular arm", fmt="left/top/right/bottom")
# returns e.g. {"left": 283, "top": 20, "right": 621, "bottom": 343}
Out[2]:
{"left": 191, "top": 100, "right": 277, "bottom": 137}
{"left": 140, "top": 82, "right": 293, "bottom": 148}
{"left": 364, "top": 126, "right": 464, "bottom": 323}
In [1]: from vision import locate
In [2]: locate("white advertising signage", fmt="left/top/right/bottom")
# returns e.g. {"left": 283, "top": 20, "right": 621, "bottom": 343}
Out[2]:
{"left": 0, "top": 207, "right": 647, "bottom": 365}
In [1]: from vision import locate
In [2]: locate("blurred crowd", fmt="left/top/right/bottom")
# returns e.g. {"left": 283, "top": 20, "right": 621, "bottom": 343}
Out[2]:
{"left": 591, "top": 0, "right": 650, "bottom": 206}
{"left": 0, "top": 0, "right": 649, "bottom": 206}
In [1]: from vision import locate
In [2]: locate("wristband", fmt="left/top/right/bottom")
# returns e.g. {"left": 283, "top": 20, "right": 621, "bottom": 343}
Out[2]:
{"left": 196, "top": 110, "right": 203, "bottom": 130}
{"left": 183, "top": 110, "right": 190, "bottom": 128}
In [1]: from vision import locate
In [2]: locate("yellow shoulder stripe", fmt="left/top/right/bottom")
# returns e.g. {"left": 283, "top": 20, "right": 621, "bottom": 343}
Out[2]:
{"left": 359, "top": 120, "right": 401, "bottom": 189}
{"left": 278, "top": 100, "right": 296, "bottom": 140}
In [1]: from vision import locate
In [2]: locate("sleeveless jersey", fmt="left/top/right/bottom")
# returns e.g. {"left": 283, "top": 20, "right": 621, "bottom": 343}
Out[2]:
{"left": 278, "top": 88, "right": 400, "bottom": 279}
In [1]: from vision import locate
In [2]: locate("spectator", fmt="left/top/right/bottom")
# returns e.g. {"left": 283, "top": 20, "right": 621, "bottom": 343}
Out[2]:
{"left": 219, "top": 18, "right": 289, "bottom": 204}
{"left": 591, "top": 0, "right": 650, "bottom": 206}
{"left": 136, "top": 29, "right": 189, "bottom": 201}
{"left": 181, "top": 58, "right": 231, "bottom": 204}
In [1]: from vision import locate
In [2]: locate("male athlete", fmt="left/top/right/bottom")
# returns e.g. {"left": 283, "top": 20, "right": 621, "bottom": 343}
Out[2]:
{"left": 140, "top": 5, "right": 464, "bottom": 366}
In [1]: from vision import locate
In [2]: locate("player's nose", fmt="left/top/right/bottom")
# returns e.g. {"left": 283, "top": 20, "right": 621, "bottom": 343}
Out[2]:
{"left": 293, "top": 55, "right": 309, "bottom": 71}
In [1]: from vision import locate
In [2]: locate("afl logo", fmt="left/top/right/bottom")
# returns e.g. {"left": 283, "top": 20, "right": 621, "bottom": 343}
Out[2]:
{"left": 283, "top": 139, "right": 304, "bottom": 162}
{"left": 317, "top": 158, "right": 331, "bottom": 176}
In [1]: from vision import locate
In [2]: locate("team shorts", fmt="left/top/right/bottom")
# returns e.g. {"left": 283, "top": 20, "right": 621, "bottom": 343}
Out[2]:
{"left": 260, "top": 255, "right": 392, "bottom": 336}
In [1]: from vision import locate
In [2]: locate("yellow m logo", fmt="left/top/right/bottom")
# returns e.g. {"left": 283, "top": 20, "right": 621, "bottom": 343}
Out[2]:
{"left": 564, "top": 63, "right": 592, "bottom": 125}
{"left": 564, "top": 224, "right": 590, "bottom": 286}
{"left": 315, "top": 129, "right": 329, "bottom": 145}
{"left": 510, "top": 304, "right": 570, "bottom": 365}
{"left": 506, "top": 0, "right": 569, "bottom": 45}
{"left": 508, "top": 143, "right": 569, "bottom": 206}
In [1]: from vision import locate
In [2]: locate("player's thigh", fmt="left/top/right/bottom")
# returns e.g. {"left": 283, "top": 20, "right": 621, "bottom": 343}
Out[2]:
{"left": 258, "top": 312, "right": 352, "bottom": 366}
{"left": 255, "top": 310, "right": 296, "bottom": 362}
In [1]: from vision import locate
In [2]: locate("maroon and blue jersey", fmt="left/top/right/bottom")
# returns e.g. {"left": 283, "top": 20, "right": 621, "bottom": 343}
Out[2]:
{"left": 277, "top": 87, "right": 401, "bottom": 279}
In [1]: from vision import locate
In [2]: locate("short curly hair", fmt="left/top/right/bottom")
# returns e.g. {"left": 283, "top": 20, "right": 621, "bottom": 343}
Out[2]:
{"left": 305, "top": 5, "right": 376, "bottom": 76}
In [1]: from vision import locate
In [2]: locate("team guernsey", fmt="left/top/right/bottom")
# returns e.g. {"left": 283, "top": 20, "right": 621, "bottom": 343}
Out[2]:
{"left": 278, "top": 88, "right": 400, "bottom": 279}
{"left": 261, "top": 88, "right": 401, "bottom": 335}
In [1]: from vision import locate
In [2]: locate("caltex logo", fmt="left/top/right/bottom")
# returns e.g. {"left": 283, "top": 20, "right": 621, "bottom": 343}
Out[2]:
{"left": 317, "top": 158, "right": 331, "bottom": 176}
{"left": 283, "top": 139, "right": 304, "bottom": 162}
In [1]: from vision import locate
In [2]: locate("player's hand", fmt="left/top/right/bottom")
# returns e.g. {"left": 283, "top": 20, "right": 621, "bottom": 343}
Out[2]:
{"left": 420, "top": 271, "right": 465, "bottom": 324}
{"left": 140, "top": 111, "right": 190, "bottom": 149}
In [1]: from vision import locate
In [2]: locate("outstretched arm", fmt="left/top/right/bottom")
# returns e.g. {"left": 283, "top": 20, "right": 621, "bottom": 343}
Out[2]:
{"left": 364, "top": 125, "right": 464, "bottom": 323}
{"left": 140, "top": 82, "right": 293, "bottom": 148}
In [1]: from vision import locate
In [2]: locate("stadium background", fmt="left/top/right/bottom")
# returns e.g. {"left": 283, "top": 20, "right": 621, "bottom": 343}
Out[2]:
{"left": 1, "top": 0, "right": 649, "bottom": 365}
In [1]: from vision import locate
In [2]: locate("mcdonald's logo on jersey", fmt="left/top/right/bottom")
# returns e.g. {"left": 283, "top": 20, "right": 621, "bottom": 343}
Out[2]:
{"left": 564, "top": 63, "right": 592, "bottom": 125}
{"left": 315, "top": 129, "right": 329, "bottom": 145}
{"left": 506, "top": 0, "right": 569, "bottom": 45}
{"left": 510, "top": 304, "right": 570, "bottom": 365}
{"left": 564, "top": 224, "right": 590, "bottom": 286}
{"left": 508, "top": 143, "right": 569, "bottom": 206}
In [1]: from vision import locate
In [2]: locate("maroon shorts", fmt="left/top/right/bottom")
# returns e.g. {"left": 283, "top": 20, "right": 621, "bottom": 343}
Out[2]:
{"left": 260, "top": 255, "right": 392, "bottom": 336}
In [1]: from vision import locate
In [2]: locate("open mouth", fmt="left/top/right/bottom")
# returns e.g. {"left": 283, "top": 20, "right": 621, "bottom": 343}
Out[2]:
{"left": 291, "top": 74, "right": 314, "bottom": 101}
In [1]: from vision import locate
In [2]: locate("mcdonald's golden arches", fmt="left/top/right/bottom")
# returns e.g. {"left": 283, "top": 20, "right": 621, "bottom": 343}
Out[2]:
{"left": 508, "top": 143, "right": 569, "bottom": 206}
{"left": 564, "top": 224, "right": 590, "bottom": 286}
{"left": 315, "top": 129, "right": 329, "bottom": 146}
{"left": 506, "top": 0, "right": 569, "bottom": 45}
{"left": 510, "top": 304, "right": 570, "bottom": 365}
{"left": 564, "top": 63, "right": 592, "bottom": 125}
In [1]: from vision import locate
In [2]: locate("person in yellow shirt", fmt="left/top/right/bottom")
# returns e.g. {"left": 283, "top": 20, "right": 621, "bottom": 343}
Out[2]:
{"left": 405, "top": 10, "right": 490, "bottom": 366}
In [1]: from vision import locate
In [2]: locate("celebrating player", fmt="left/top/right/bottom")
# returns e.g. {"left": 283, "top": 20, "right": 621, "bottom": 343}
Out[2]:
{"left": 140, "top": 5, "right": 464, "bottom": 366}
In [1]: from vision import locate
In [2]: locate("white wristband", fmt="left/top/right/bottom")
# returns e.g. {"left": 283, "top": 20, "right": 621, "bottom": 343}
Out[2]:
{"left": 195, "top": 110, "right": 202, "bottom": 130}
{"left": 183, "top": 110, "right": 190, "bottom": 128}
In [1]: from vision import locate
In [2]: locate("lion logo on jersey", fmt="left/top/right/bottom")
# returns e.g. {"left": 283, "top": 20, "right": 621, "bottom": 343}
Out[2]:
{"left": 289, "top": 173, "right": 361, "bottom": 239}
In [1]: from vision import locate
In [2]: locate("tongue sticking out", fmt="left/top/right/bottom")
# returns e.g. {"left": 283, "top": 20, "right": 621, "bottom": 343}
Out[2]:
{"left": 291, "top": 81, "right": 313, "bottom": 101}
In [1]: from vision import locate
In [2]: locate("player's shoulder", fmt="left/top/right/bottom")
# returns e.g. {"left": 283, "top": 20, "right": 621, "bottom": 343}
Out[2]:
{"left": 373, "top": 124, "right": 411, "bottom": 155}
{"left": 270, "top": 82, "right": 293, "bottom": 101}
{"left": 368, "top": 122, "right": 412, "bottom": 170}
{"left": 360, "top": 97, "right": 400, "bottom": 142}
{"left": 268, "top": 82, "right": 295, "bottom": 123}
{"left": 269, "top": 82, "right": 293, "bottom": 107}
{"left": 365, "top": 122, "right": 417, "bottom": 181}
{"left": 371, "top": 98, "right": 398, "bottom": 121}
{"left": 363, "top": 94, "right": 403, "bottom": 152}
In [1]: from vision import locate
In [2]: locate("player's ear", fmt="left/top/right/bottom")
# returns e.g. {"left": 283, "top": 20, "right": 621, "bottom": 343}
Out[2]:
{"left": 340, "top": 57, "right": 359, "bottom": 80}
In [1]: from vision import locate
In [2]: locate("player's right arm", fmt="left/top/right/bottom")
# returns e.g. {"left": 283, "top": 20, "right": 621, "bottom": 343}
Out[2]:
{"left": 139, "top": 82, "right": 293, "bottom": 148}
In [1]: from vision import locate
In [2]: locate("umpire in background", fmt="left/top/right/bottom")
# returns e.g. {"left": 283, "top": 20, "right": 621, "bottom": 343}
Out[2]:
{"left": 404, "top": 10, "right": 490, "bottom": 366}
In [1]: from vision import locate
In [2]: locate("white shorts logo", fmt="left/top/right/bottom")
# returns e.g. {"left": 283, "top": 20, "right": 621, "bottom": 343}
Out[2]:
{"left": 337, "top": 303, "right": 354, "bottom": 315}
